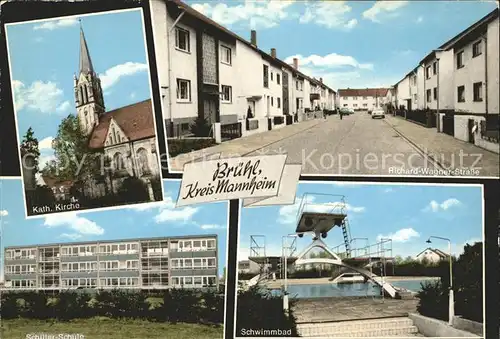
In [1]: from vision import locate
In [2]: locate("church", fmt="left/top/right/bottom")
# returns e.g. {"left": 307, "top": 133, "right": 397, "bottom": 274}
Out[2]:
{"left": 37, "top": 26, "right": 160, "bottom": 201}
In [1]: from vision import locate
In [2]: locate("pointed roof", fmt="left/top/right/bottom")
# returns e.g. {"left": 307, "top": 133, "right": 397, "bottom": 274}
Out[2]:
{"left": 79, "top": 25, "right": 94, "bottom": 75}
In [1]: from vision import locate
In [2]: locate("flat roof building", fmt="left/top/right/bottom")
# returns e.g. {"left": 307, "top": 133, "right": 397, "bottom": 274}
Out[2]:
{"left": 3, "top": 235, "right": 219, "bottom": 290}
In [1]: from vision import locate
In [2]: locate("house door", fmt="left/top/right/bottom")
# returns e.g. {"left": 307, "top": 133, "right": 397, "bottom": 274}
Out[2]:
{"left": 246, "top": 100, "right": 256, "bottom": 119}
{"left": 204, "top": 99, "right": 217, "bottom": 125}
{"left": 407, "top": 99, "right": 412, "bottom": 111}
{"left": 468, "top": 119, "right": 475, "bottom": 144}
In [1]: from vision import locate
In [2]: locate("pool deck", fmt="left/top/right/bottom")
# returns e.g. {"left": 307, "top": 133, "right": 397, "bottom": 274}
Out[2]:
{"left": 264, "top": 276, "right": 438, "bottom": 289}
{"left": 292, "top": 296, "right": 419, "bottom": 323}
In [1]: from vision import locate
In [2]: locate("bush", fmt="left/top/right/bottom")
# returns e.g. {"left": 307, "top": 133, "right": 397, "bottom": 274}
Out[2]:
{"left": 55, "top": 291, "right": 91, "bottom": 320}
{"left": 190, "top": 116, "right": 212, "bottom": 137}
{"left": 236, "top": 286, "right": 299, "bottom": 337}
{"left": 167, "top": 138, "right": 216, "bottom": 157}
{"left": 117, "top": 177, "right": 149, "bottom": 203}
{"left": 417, "top": 280, "right": 449, "bottom": 321}
{"left": 150, "top": 176, "right": 163, "bottom": 201}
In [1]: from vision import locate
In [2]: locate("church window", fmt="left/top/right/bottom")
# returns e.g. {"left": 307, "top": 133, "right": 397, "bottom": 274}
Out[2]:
{"left": 137, "top": 148, "right": 150, "bottom": 176}
{"left": 83, "top": 84, "right": 89, "bottom": 103}
{"left": 113, "top": 153, "right": 125, "bottom": 171}
{"left": 112, "top": 128, "right": 117, "bottom": 144}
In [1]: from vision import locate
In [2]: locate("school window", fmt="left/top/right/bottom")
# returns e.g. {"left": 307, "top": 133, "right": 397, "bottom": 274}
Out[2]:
{"left": 353, "top": 97, "right": 357, "bottom": 100}
{"left": 433, "top": 87, "right": 437, "bottom": 100}
{"left": 472, "top": 41, "right": 482, "bottom": 58}
{"left": 277, "top": 74, "right": 281, "bottom": 85}
{"left": 457, "top": 85, "right": 465, "bottom": 102}
{"left": 456, "top": 51, "right": 464, "bottom": 69}
{"left": 220, "top": 45, "right": 231, "bottom": 65}
{"left": 221, "top": 85, "right": 232, "bottom": 103}
{"left": 363, "top": 97, "right": 368, "bottom": 100}
{"left": 363, "top": 103, "right": 368, "bottom": 107}
{"left": 353, "top": 104, "right": 358, "bottom": 107}
{"left": 277, "top": 97, "right": 281, "bottom": 108}
{"left": 473, "top": 82, "right": 483, "bottom": 102}
{"left": 426, "top": 89, "right": 432, "bottom": 102}
{"left": 432, "top": 61, "right": 437, "bottom": 75}
{"left": 175, "top": 27, "right": 190, "bottom": 52}
{"left": 176, "top": 79, "right": 191, "bottom": 101}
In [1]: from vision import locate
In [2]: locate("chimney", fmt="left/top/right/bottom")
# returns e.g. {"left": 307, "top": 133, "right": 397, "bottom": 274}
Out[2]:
{"left": 271, "top": 48, "right": 276, "bottom": 58}
{"left": 320, "top": 77, "right": 323, "bottom": 83}
{"left": 250, "top": 30, "right": 257, "bottom": 46}
{"left": 293, "top": 57, "right": 299, "bottom": 70}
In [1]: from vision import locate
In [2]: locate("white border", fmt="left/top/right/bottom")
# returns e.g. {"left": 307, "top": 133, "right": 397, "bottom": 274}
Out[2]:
{"left": 232, "top": 180, "right": 486, "bottom": 339}
{"left": 4, "top": 8, "right": 166, "bottom": 220}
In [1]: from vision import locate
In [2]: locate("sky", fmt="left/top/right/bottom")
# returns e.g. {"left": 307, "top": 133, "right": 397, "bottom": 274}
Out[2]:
{"left": 0, "top": 179, "right": 229, "bottom": 281}
{"left": 5, "top": 8, "right": 152, "bottom": 169}
{"left": 237, "top": 181, "right": 483, "bottom": 262}
{"left": 188, "top": 0, "right": 498, "bottom": 90}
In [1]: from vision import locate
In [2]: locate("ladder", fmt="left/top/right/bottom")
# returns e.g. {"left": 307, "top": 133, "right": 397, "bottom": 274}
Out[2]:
{"left": 341, "top": 219, "right": 352, "bottom": 258}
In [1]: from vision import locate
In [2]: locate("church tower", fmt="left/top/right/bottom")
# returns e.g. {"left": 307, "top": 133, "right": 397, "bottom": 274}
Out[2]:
{"left": 74, "top": 24, "right": 105, "bottom": 136}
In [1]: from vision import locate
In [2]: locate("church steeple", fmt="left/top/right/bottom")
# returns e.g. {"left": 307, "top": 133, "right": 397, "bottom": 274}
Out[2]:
{"left": 79, "top": 25, "right": 95, "bottom": 75}
{"left": 74, "top": 20, "right": 105, "bottom": 136}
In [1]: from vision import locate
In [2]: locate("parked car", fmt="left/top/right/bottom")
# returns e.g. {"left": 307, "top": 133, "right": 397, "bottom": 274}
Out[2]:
{"left": 371, "top": 108, "right": 385, "bottom": 119}
{"left": 339, "top": 108, "right": 352, "bottom": 115}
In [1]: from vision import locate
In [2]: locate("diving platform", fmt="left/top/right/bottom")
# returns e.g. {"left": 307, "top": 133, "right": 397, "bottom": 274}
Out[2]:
{"left": 248, "top": 256, "right": 298, "bottom": 266}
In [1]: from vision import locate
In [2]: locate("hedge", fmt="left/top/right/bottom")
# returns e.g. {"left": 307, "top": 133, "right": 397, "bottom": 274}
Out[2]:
{"left": 167, "top": 138, "right": 216, "bottom": 157}
{"left": 0, "top": 289, "right": 224, "bottom": 325}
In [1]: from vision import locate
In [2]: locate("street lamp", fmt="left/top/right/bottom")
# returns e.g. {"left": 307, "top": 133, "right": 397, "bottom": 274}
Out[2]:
{"left": 433, "top": 49, "right": 445, "bottom": 133}
{"left": 426, "top": 236, "right": 454, "bottom": 325}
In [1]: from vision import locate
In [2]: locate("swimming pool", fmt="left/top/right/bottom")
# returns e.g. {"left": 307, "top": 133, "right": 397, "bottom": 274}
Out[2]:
{"left": 270, "top": 279, "right": 436, "bottom": 299}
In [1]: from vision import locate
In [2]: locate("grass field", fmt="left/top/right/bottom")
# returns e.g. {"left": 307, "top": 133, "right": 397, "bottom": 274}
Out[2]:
{"left": 1, "top": 318, "right": 224, "bottom": 339}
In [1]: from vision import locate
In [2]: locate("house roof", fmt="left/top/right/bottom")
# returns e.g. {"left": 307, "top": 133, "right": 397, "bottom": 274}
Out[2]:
{"left": 415, "top": 247, "right": 449, "bottom": 259}
{"left": 419, "top": 8, "right": 498, "bottom": 65}
{"left": 167, "top": 0, "right": 336, "bottom": 93}
{"left": 338, "top": 88, "right": 390, "bottom": 97}
{"left": 88, "top": 99, "right": 155, "bottom": 149}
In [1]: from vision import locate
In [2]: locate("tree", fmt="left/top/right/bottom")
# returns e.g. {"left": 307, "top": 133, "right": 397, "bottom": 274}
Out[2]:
{"left": 42, "top": 115, "right": 101, "bottom": 183}
{"left": 20, "top": 127, "right": 40, "bottom": 173}
{"left": 190, "top": 116, "right": 212, "bottom": 137}
{"left": 394, "top": 255, "right": 403, "bottom": 264}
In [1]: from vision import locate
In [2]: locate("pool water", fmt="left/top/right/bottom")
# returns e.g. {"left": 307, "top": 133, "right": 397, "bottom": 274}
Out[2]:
{"left": 270, "top": 280, "right": 434, "bottom": 299}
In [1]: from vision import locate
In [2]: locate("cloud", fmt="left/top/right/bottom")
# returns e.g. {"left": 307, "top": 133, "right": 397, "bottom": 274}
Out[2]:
{"left": 377, "top": 227, "right": 420, "bottom": 243}
{"left": 423, "top": 198, "right": 461, "bottom": 212}
{"left": 130, "top": 195, "right": 200, "bottom": 224}
{"left": 299, "top": 1, "right": 357, "bottom": 30}
{"left": 362, "top": 1, "right": 408, "bottom": 23}
{"left": 191, "top": 0, "right": 295, "bottom": 29}
{"left": 130, "top": 92, "right": 136, "bottom": 99}
{"left": 200, "top": 224, "right": 226, "bottom": 230}
{"left": 416, "top": 16, "right": 423, "bottom": 23}
{"left": 44, "top": 213, "right": 104, "bottom": 236}
{"left": 278, "top": 196, "right": 365, "bottom": 224}
{"left": 99, "top": 62, "right": 148, "bottom": 90}
{"left": 12, "top": 80, "right": 70, "bottom": 114}
{"left": 38, "top": 136, "right": 54, "bottom": 150}
{"left": 33, "top": 18, "right": 79, "bottom": 31}
{"left": 1, "top": 210, "right": 8, "bottom": 218}
{"left": 384, "top": 188, "right": 394, "bottom": 193}
{"left": 284, "top": 53, "right": 373, "bottom": 71}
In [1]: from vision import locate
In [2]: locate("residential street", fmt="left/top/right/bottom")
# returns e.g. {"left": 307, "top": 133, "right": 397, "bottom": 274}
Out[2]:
{"left": 169, "top": 112, "right": 499, "bottom": 177}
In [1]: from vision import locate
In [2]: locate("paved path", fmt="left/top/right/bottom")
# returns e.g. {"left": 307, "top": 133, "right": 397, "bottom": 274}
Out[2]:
{"left": 292, "top": 296, "right": 419, "bottom": 323}
{"left": 168, "top": 112, "right": 499, "bottom": 176}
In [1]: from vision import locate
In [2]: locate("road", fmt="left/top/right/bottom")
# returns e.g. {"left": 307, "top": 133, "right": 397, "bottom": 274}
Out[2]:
{"left": 247, "top": 112, "right": 440, "bottom": 175}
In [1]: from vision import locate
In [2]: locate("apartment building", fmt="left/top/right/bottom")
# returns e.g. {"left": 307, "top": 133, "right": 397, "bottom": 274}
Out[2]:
{"left": 150, "top": 0, "right": 335, "bottom": 140}
{"left": 393, "top": 9, "right": 499, "bottom": 153}
{"left": 3, "top": 235, "right": 219, "bottom": 290}
{"left": 338, "top": 88, "right": 390, "bottom": 110}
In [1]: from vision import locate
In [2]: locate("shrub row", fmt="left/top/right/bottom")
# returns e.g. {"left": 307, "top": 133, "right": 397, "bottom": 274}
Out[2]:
{"left": 0, "top": 288, "right": 224, "bottom": 324}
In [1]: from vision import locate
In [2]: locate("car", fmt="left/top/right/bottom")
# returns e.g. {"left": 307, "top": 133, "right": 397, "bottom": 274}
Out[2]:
{"left": 339, "top": 108, "right": 351, "bottom": 115}
{"left": 371, "top": 109, "right": 385, "bottom": 119}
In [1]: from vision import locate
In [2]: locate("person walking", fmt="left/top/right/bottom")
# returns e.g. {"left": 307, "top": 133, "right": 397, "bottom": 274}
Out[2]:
{"left": 339, "top": 110, "right": 343, "bottom": 120}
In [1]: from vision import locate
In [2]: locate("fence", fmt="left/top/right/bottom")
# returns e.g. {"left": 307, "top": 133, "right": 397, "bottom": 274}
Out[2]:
{"left": 221, "top": 122, "right": 242, "bottom": 140}
{"left": 273, "top": 116, "right": 285, "bottom": 125}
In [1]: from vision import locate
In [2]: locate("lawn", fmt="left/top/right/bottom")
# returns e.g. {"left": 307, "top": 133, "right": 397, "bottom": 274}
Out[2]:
{"left": 1, "top": 318, "right": 224, "bottom": 339}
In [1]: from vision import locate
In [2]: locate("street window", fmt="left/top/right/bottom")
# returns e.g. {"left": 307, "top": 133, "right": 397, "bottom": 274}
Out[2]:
{"left": 353, "top": 97, "right": 357, "bottom": 100}
{"left": 271, "top": 72, "right": 273, "bottom": 81}
{"left": 456, "top": 51, "right": 464, "bottom": 69}
{"left": 363, "top": 103, "right": 367, "bottom": 107}
{"left": 221, "top": 85, "right": 232, "bottom": 103}
{"left": 176, "top": 79, "right": 191, "bottom": 101}
{"left": 296, "top": 81, "right": 299, "bottom": 90}
{"left": 277, "top": 97, "right": 281, "bottom": 108}
{"left": 472, "top": 41, "right": 482, "bottom": 58}
{"left": 263, "top": 65, "right": 269, "bottom": 88}
{"left": 426, "top": 66, "right": 431, "bottom": 79}
{"left": 175, "top": 27, "right": 190, "bottom": 52}
{"left": 271, "top": 97, "right": 274, "bottom": 106}
{"left": 473, "top": 82, "right": 483, "bottom": 102}
{"left": 220, "top": 45, "right": 231, "bottom": 65}
{"left": 363, "top": 96, "right": 368, "bottom": 100}
{"left": 353, "top": 104, "right": 358, "bottom": 107}
{"left": 277, "top": 74, "right": 281, "bottom": 85}
{"left": 426, "top": 89, "right": 431, "bottom": 103}
{"left": 457, "top": 85, "right": 465, "bottom": 102}
{"left": 432, "top": 61, "right": 437, "bottom": 75}
{"left": 433, "top": 87, "right": 437, "bottom": 100}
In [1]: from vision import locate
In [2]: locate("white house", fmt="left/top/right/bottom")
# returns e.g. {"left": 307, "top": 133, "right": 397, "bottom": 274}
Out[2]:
{"left": 415, "top": 248, "right": 450, "bottom": 264}
{"left": 338, "top": 88, "right": 389, "bottom": 110}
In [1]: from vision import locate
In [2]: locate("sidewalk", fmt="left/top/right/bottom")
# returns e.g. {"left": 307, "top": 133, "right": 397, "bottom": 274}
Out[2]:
{"left": 386, "top": 116, "right": 499, "bottom": 177}
{"left": 169, "top": 119, "right": 322, "bottom": 171}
